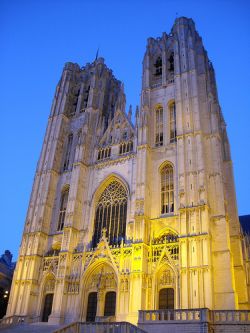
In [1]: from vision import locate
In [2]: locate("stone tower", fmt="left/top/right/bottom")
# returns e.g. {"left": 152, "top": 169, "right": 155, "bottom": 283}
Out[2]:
{"left": 7, "top": 17, "right": 249, "bottom": 326}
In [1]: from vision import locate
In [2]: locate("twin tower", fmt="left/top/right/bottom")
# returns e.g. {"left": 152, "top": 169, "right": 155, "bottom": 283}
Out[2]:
{"left": 7, "top": 17, "right": 249, "bottom": 325}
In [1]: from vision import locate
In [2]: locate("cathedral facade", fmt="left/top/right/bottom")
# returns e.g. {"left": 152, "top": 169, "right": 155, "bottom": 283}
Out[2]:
{"left": 7, "top": 17, "right": 250, "bottom": 325}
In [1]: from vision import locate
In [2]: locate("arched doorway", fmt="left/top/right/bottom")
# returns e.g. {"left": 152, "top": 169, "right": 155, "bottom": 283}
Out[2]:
{"left": 104, "top": 291, "right": 116, "bottom": 316}
{"left": 159, "top": 288, "right": 174, "bottom": 309}
{"left": 155, "top": 263, "right": 177, "bottom": 310}
{"left": 82, "top": 263, "right": 117, "bottom": 321}
{"left": 42, "top": 293, "right": 53, "bottom": 322}
{"left": 86, "top": 292, "right": 97, "bottom": 322}
{"left": 41, "top": 276, "right": 55, "bottom": 322}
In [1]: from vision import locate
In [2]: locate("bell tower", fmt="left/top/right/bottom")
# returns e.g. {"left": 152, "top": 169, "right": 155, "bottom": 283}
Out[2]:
{"left": 7, "top": 57, "right": 125, "bottom": 323}
{"left": 138, "top": 16, "right": 248, "bottom": 309}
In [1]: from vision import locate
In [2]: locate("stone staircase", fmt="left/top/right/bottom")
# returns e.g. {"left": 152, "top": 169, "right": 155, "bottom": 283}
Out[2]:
{"left": 0, "top": 322, "right": 61, "bottom": 333}
{"left": 0, "top": 322, "right": 147, "bottom": 333}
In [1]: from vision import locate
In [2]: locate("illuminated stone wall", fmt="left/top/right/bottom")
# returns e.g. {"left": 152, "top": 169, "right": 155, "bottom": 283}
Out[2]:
{"left": 6, "top": 17, "right": 250, "bottom": 326}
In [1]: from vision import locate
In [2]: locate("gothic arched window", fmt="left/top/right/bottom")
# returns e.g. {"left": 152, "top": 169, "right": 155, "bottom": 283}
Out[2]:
{"left": 161, "top": 164, "right": 174, "bottom": 214}
{"left": 168, "top": 52, "right": 174, "bottom": 72}
{"left": 57, "top": 188, "right": 69, "bottom": 231}
{"left": 154, "top": 57, "right": 162, "bottom": 76}
{"left": 155, "top": 106, "right": 163, "bottom": 146}
{"left": 92, "top": 181, "right": 127, "bottom": 248}
{"left": 169, "top": 102, "right": 177, "bottom": 143}
{"left": 82, "top": 85, "right": 90, "bottom": 111}
{"left": 63, "top": 134, "right": 73, "bottom": 171}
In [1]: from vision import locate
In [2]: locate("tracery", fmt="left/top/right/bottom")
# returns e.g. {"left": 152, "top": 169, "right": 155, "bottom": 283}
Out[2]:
{"left": 92, "top": 181, "right": 127, "bottom": 247}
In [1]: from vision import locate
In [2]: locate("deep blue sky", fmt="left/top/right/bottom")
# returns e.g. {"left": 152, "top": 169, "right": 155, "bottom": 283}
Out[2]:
{"left": 1, "top": 0, "right": 250, "bottom": 260}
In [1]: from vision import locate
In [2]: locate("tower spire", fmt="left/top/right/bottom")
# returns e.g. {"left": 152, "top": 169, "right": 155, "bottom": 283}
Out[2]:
{"left": 95, "top": 47, "right": 99, "bottom": 61}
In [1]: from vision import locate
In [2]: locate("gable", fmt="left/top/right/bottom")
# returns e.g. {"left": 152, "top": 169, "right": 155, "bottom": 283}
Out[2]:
{"left": 99, "top": 110, "right": 135, "bottom": 147}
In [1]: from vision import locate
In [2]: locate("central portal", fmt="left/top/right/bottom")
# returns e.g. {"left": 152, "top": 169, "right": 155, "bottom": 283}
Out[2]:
{"left": 83, "top": 263, "right": 117, "bottom": 321}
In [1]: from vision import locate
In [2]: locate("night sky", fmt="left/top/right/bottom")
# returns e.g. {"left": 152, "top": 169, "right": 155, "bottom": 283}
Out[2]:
{"left": 1, "top": 0, "right": 250, "bottom": 260}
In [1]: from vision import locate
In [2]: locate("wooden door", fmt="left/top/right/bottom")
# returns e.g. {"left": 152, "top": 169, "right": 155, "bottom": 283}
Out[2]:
{"left": 104, "top": 291, "right": 116, "bottom": 316}
{"left": 159, "top": 288, "right": 174, "bottom": 309}
{"left": 86, "top": 292, "right": 97, "bottom": 322}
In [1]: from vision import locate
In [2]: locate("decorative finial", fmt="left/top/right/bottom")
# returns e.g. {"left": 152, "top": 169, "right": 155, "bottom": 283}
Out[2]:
{"left": 101, "top": 227, "right": 107, "bottom": 238}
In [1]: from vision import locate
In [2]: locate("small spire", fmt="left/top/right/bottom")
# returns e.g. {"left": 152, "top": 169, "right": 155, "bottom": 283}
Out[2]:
{"left": 136, "top": 105, "right": 139, "bottom": 118}
{"left": 128, "top": 105, "right": 132, "bottom": 120}
{"left": 95, "top": 47, "right": 99, "bottom": 61}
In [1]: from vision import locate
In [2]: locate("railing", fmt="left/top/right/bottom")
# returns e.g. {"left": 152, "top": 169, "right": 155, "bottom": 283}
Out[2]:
{"left": 0, "top": 315, "right": 28, "bottom": 326}
{"left": 151, "top": 82, "right": 162, "bottom": 88}
{"left": 149, "top": 242, "right": 179, "bottom": 262}
{"left": 212, "top": 310, "right": 250, "bottom": 323}
{"left": 53, "top": 322, "right": 147, "bottom": 333}
{"left": 138, "top": 309, "right": 208, "bottom": 323}
{"left": 53, "top": 322, "right": 79, "bottom": 333}
{"left": 0, "top": 314, "right": 40, "bottom": 326}
{"left": 138, "top": 309, "right": 250, "bottom": 325}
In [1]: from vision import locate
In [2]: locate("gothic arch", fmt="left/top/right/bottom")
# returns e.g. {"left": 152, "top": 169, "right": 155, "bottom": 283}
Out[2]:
{"left": 92, "top": 173, "right": 130, "bottom": 203}
{"left": 158, "top": 161, "right": 175, "bottom": 215}
{"left": 155, "top": 264, "right": 176, "bottom": 310}
{"left": 81, "top": 260, "right": 118, "bottom": 289}
{"left": 154, "top": 103, "right": 163, "bottom": 110}
{"left": 167, "top": 99, "right": 175, "bottom": 107}
{"left": 158, "top": 160, "right": 174, "bottom": 173}
{"left": 80, "top": 261, "right": 118, "bottom": 321}
{"left": 167, "top": 100, "right": 177, "bottom": 142}
{"left": 152, "top": 55, "right": 163, "bottom": 78}
{"left": 154, "top": 227, "right": 179, "bottom": 243}
{"left": 39, "top": 272, "right": 56, "bottom": 296}
{"left": 153, "top": 252, "right": 179, "bottom": 310}
{"left": 37, "top": 272, "right": 56, "bottom": 320}
{"left": 56, "top": 185, "right": 70, "bottom": 231}
{"left": 60, "top": 183, "right": 70, "bottom": 193}
{"left": 154, "top": 104, "right": 164, "bottom": 146}
{"left": 89, "top": 174, "right": 130, "bottom": 247}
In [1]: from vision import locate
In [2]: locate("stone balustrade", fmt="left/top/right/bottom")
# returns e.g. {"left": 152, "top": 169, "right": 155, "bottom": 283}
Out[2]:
{"left": 138, "top": 308, "right": 250, "bottom": 324}
{"left": 53, "top": 321, "right": 147, "bottom": 333}
{"left": 212, "top": 310, "right": 250, "bottom": 323}
{"left": 138, "top": 309, "right": 250, "bottom": 333}
{"left": 0, "top": 314, "right": 40, "bottom": 326}
{"left": 138, "top": 308, "right": 208, "bottom": 323}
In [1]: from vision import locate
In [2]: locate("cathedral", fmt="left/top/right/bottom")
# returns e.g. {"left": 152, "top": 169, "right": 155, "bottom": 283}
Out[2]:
{"left": 6, "top": 17, "right": 250, "bottom": 327}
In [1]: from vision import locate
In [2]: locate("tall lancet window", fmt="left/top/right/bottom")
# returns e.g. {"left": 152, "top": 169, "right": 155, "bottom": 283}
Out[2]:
{"left": 161, "top": 164, "right": 174, "bottom": 214}
{"left": 92, "top": 181, "right": 127, "bottom": 248}
{"left": 154, "top": 57, "right": 162, "bottom": 76}
{"left": 169, "top": 102, "right": 177, "bottom": 142}
{"left": 155, "top": 106, "right": 164, "bottom": 146}
{"left": 168, "top": 52, "right": 174, "bottom": 72}
{"left": 63, "top": 134, "right": 73, "bottom": 171}
{"left": 57, "top": 188, "right": 69, "bottom": 231}
{"left": 82, "top": 85, "right": 90, "bottom": 110}
{"left": 72, "top": 88, "right": 80, "bottom": 115}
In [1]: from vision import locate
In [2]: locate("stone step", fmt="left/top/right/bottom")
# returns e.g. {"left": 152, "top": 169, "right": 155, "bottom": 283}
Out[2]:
{"left": 0, "top": 322, "right": 61, "bottom": 333}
